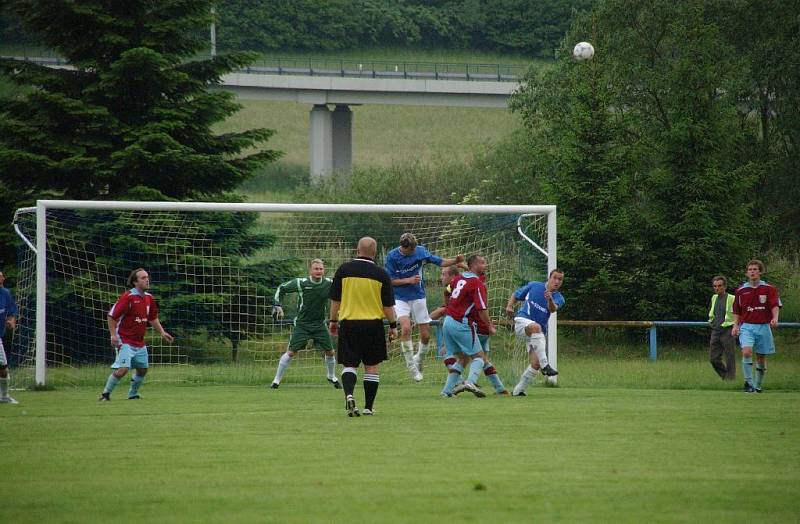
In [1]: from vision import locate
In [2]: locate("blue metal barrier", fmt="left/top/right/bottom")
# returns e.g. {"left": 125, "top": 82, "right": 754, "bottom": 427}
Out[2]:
{"left": 559, "top": 320, "right": 800, "bottom": 361}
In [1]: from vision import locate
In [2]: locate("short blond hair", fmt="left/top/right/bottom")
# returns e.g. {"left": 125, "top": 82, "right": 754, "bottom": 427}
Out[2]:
{"left": 309, "top": 258, "right": 324, "bottom": 267}
{"left": 399, "top": 232, "right": 417, "bottom": 249}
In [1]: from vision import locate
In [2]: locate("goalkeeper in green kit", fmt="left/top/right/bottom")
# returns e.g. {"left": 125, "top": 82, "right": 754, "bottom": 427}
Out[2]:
{"left": 270, "top": 258, "right": 341, "bottom": 389}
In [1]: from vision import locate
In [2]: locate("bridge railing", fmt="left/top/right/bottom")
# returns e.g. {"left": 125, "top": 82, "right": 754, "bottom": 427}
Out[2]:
{"left": 242, "top": 57, "right": 525, "bottom": 82}
{"left": 2, "top": 53, "right": 525, "bottom": 82}
{"left": 559, "top": 320, "right": 800, "bottom": 361}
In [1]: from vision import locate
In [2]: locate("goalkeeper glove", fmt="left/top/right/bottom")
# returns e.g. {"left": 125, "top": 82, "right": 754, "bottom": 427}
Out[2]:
{"left": 272, "top": 305, "right": 284, "bottom": 321}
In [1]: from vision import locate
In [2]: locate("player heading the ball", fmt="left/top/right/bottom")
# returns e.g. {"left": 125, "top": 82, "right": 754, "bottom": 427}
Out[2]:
{"left": 385, "top": 232, "right": 464, "bottom": 382}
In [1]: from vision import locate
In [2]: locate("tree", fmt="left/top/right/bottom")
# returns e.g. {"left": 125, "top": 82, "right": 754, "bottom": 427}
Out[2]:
{"left": 0, "top": 0, "right": 283, "bottom": 359}
{"left": 719, "top": 0, "right": 800, "bottom": 254}
{"left": 474, "top": 0, "right": 757, "bottom": 320}
{"left": 0, "top": 1, "right": 278, "bottom": 203}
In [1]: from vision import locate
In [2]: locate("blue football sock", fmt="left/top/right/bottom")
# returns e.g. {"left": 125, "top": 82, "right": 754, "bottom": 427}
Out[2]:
{"left": 754, "top": 364, "right": 766, "bottom": 389}
{"left": 486, "top": 373, "right": 505, "bottom": 393}
{"left": 467, "top": 358, "right": 484, "bottom": 384}
{"left": 442, "top": 363, "right": 463, "bottom": 395}
{"left": 483, "top": 363, "right": 505, "bottom": 393}
{"left": 742, "top": 357, "right": 753, "bottom": 385}
{"left": 104, "top": 374, "right": 120, "bottom": 394}
{"left": 128, "top": 373, "right": 144, "bottom": 397}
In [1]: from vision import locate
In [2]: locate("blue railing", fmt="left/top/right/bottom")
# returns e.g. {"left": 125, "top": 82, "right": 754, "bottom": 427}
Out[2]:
{"left": 1, "top": 54, "right": 524, "bottom": 82}
{"left": 560, "top": 320, "right": 800, "bottom": 360}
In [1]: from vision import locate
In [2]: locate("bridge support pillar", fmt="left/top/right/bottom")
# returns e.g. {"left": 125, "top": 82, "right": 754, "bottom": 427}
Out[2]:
{"left": 332, "top": 105, "right": 352, "bottom": 176}
{"left": 309, "top": 104, "right": 333, "bottom": 179}
{"left": 310, "top": 104, "right": 353, "bottom": 179}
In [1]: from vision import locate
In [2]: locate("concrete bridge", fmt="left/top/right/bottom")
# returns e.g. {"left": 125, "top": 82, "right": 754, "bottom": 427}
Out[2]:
{"left": 5, "top": 55, "right": 524, "bottom": 177}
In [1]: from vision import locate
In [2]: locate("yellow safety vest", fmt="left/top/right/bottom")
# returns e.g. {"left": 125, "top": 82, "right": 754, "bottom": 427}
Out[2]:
{"left": 708, "top": 293, "right": 735, "bottom": 328}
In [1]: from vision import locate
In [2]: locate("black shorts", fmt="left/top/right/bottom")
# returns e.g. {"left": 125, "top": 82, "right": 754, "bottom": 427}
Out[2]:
{"left": 337, "top": 320, "right": 388, "bottom": 367}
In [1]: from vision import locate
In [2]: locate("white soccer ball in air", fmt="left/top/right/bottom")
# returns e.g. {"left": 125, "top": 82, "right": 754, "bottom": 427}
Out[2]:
{"left": 573, "top": 41, "right": 595, "bottom": 61}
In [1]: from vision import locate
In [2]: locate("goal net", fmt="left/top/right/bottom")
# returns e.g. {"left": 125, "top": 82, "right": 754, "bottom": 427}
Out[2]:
{"left": 11, "top": 202, "right": 555, "bottom": 388}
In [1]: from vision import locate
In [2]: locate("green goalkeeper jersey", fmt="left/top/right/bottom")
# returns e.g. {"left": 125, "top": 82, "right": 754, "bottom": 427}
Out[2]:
{"left": 274, "top": 276, "right": 332, "bottom": 325}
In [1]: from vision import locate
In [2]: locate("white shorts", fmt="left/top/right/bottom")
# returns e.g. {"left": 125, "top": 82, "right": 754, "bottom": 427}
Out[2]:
{"left": 395, "top": 298, "right": 432, "bottom": 325}
{"left": 0, "top": 338, "right": 7, "bottom": 366}
{"left": 514, "top": 317, "right": 543, "bottom": 339}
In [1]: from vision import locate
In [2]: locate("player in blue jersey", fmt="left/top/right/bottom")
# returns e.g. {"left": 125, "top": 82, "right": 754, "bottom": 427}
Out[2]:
{"left": 506, "top": 269, "right": 564, "bottom": 396}
{"left": 385, "top": 232, "right": 463, "bottom": 382}
{"left": 0, "top": 270, "right": 20, "bottom": 404}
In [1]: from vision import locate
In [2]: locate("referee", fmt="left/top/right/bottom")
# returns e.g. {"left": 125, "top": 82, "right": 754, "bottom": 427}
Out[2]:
{"left": 328, "top": 237, "right": 397, "bottom": 417}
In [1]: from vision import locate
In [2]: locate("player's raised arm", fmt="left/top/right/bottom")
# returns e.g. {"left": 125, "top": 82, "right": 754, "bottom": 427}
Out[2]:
{"left": 439, "top": 254, "right": 465, "bottom": 267}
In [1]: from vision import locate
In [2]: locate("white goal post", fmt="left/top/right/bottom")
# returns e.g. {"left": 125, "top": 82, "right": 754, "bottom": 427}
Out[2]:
{"left": 14, "top": 200, "right": 557, "bottom": 387}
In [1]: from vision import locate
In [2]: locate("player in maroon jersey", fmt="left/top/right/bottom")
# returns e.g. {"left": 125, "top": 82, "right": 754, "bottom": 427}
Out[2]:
{"left": 99, "top": 268, "right": 173, "bottom": 401}
{"left": 431, "top": 265, "right": 508, "bottom": 396}
{"left": 731, "top": 259, "right": 781, "bottom": 393}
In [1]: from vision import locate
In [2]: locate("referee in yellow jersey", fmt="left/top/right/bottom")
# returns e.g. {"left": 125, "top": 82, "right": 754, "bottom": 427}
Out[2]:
{"left": 329, "top": 237, "right": 398, "bottom": 417}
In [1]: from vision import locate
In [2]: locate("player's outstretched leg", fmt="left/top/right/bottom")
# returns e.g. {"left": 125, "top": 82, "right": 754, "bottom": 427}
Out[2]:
{"left": 529, "top": 333, "right": 557, "bottom": 376}
{"left": 483, "top": 362, "right": 508, "bottom": 395}
{"left": 272, "top": 351, "right": 293, "bottom": 388}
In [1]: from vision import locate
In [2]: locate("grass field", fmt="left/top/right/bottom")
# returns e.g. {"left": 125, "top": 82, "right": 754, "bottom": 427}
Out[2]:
{"left": 215, "top": 100, "right": 518, "bottom": 168}
{"left": 3, "top": 352, "right": 800, "bottom": 523}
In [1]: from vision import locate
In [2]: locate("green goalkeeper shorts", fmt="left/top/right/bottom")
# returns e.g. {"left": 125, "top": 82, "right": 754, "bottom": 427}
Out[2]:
{"left": 288, "top": 322, "right": 334, "bottom": 351}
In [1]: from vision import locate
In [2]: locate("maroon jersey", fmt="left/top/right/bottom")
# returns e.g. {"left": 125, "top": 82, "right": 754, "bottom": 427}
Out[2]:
{"left": 733, "top": 281, "right": 780, "bottom": 324}
{"left": 445, "top": 273, "right": 488, "bottom": 328}
{"left": 108, "top": 289, "right": 159, "bottom": 346}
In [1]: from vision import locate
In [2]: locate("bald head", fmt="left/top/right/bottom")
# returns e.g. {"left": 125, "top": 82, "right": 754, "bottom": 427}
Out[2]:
{"left": 357, "top": 237, "right": 377, "bottom": 258}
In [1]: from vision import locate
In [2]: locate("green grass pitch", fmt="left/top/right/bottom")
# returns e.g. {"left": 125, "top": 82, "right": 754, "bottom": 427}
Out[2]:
{"left": 3, "top": 362, "right": 799, "bottom": 523}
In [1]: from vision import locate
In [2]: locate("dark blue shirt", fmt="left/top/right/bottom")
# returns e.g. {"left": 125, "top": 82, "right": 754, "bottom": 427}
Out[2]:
{"left": 0, "top": 287, "right": 18, "bottom": 338}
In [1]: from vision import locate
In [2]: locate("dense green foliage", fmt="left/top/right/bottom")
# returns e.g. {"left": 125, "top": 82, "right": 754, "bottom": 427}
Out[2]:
{"left": 196, "top": 0, "right": 595, "bottom": 57}
{"left": 465, "top": 0, "right": 798, "bottom": 320}
{"left": 1, "top": 0, "right": 595, "bottom": 57}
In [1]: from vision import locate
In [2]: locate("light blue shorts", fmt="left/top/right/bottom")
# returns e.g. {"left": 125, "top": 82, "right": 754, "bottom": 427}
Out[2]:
{"left": 112, "top": 344, "right": 149, "bottom": 369}
{"left": 478, "top": 334, "right": 491, "bottom": 354}
{"left": 442, "top": 316, "right": 482, "bottom": 356}
{"left": 738, "top": 323, "right": 775, "bottom": 355}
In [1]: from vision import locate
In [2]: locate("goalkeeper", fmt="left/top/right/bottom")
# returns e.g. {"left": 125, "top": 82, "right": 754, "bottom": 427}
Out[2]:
{"left": 270, "top": 259, "right": 340, "bottom": 389}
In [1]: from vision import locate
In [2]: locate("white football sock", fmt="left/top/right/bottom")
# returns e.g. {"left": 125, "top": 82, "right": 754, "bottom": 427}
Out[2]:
{"left": 401, "top": 340, "right": 414, "bottom": 367}
{"left": 0, "top": 376, "right": 8, "bottom": 398}
{"left": 529, "top": 333, "right": 548, "bottom": 367}
{"left": 324, "top": 355, "right": 336, "bottom": 379}
{"left": 273, "top": 352, "right": 292, "bottom": 382}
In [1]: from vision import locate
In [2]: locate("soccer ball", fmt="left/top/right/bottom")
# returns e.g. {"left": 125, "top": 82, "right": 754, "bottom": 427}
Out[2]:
{"left": 573, "top": 42, "right": 595, "bottom": 61}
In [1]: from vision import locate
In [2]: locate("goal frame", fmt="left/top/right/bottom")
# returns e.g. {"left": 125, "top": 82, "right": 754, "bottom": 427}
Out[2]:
{"left": 26, "top": 200, "right": 557, "bottom": 386}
